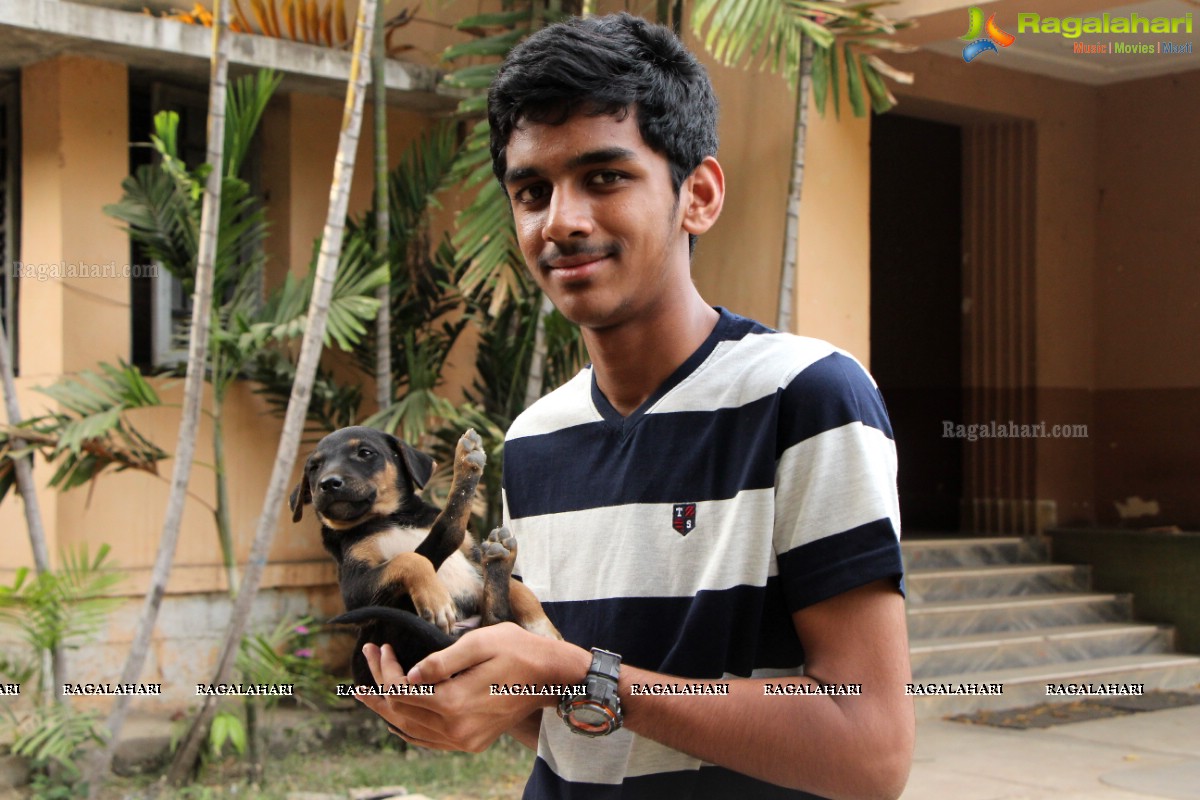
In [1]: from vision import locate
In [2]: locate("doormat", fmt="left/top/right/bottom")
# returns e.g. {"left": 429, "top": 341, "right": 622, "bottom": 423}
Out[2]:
{"left": 948, "top": 689, "right": 1200, "bottom": 729}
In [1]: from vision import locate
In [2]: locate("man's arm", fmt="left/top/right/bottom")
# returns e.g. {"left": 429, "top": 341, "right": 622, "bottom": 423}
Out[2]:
{"left": 356, "top": 577, "right": 914, "bottom": 800}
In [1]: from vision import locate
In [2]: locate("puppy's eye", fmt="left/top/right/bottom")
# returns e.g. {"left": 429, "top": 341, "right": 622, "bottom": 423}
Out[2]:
{"left": 357, "top": 447, "right": 374, "bottom": 460}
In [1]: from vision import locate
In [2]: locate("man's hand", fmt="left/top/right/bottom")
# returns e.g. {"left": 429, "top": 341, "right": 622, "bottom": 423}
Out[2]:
{"left": 354, "top": 622, "right": 591, "bottom": 753}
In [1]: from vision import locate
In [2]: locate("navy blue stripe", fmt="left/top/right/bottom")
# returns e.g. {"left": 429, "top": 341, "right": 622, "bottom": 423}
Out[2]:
{"left": 541, "top": 581, "right": 804, "bottom": 679}
{"left": 504, "top": 397, "right": 779, "bottom": 519}
{"left": 777, "top": 352, "right": 894, "bottom": 454}
{"left": 524, "top": 758, "right": 829, "bottom": 800}
{"left": 776, "top": 519, "right": 905, "bottom": 611}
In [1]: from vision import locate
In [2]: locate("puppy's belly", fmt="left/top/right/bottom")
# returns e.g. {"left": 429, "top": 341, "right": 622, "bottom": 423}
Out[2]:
{"left": 374, "top": 526, "right": 483, "bottom": 607}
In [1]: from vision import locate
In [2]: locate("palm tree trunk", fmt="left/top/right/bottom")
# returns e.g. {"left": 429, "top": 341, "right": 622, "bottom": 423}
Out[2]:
{"left": 89, "top": 1, "right": 233, "bottom": 791}
{"left": 0, "top": 321, "right": 50, "bottom": 576}
{"left": 0, "top": 318, "right": 65, "bottom": 707}
{"left": 212, "top": 396, "right": 238, "bottom": 593}
{"left": 776, "top": 37, "right": 814, "bottom": 334}
{"left": 166, "top": 0, "right": 380, "bottom": 783}
{"left": 372, "top": 0, "right": 391, "bottom": 411}
{"left": 523, "top": 292, "right": 554, "bottom": 409}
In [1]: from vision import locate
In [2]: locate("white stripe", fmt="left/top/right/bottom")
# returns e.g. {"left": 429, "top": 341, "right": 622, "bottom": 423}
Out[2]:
{"left": 507, "top": 369, "right": 598, "bottom": 441}
{"left": 537, "top": 709, "right": 704, "bottom": 783}
{"left": 773, "top": 423, "right": 901, "bottom": 554}
{"left": 649, "top": 331, "right": 840, "bottom": 415}
{"left": 512, "top": 490, "right": 778, "bottom": 604}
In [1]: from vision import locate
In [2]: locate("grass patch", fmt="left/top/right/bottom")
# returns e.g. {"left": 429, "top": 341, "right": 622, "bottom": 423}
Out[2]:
{"left": 94, "top": 736, "right": 534, "bottom": 800}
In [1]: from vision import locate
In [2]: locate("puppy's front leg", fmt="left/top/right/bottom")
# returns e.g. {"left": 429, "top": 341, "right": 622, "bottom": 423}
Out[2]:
{"left": 416, "top": 430, "right": 486, "bottom": 568}
{"left": 363, "top": 552, "right": 457, "bottom": 634}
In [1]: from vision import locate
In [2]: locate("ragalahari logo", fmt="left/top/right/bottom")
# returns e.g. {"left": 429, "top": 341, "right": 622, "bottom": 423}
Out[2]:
{"left": 960, "top": 6, "right": 1016, "bottom": 62}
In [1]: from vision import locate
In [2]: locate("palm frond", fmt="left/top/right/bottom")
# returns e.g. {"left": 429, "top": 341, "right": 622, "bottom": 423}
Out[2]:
{"left": 691, "top": 0, "right": 914, "bottom": 115}
{"left": 225, "top": 69, "right": 283, "bottom": 177}
{"left": 0, "top": 363, "right": 168, "bottom": 496}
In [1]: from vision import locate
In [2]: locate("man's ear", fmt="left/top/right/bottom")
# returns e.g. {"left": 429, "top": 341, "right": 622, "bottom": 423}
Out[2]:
{"left": 386, "top": 433, "right": 435, "bottom": 490}
{"left": 681, "top": 156, "right": 725, "bottom": 237}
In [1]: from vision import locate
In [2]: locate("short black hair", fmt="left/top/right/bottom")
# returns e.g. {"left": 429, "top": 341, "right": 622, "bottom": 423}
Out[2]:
{"left": 487, "top": 12, "right": 719, "bottom": 194}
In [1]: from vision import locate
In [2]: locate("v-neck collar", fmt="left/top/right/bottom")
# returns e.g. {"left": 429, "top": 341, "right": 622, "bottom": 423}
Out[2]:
{"left": 590, "top": 307, "right": 737, "bottom": 434}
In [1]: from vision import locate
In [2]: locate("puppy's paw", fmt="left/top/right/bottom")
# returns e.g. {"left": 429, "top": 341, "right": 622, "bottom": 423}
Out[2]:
{"left": 481, "top": 525, "right": 517, "bottom": 568}
{"left": 410, "top": 581, "right": 457, "bottom": 635}
{"left": 455, "top": 429, "right": 486, "bottom": 479}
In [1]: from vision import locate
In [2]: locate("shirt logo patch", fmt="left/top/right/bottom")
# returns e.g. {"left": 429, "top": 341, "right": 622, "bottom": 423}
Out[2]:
{"left": 672, "top": 503, "right": 697, "bottom": 535}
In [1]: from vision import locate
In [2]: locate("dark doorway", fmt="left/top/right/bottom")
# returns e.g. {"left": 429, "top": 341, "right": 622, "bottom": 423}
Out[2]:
{"left": 870, "top": 114, "right": 963, "bottom": 533}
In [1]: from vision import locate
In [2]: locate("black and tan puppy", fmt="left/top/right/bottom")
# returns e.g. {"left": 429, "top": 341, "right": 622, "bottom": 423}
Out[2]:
{"left": 289, "top": 426, "right": 558, "bottom": 686}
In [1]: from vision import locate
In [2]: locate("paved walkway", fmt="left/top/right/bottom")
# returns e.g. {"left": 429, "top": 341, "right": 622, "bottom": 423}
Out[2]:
{"left": 902, "top": 704, "right": 1200, "bottom": 799}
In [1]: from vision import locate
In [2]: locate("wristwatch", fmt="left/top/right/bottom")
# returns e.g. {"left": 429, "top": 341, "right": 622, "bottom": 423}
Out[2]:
{"left": 558, "top": 647, "right": 623, "bottom": 736}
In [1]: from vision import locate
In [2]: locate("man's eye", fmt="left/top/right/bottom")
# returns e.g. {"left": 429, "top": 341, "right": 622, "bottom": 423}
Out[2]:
{"left": 588, "top": 171, "right": 623, "bottom": 186}
{"left": 514, "top": 184, "right": 548, "bottom": 204}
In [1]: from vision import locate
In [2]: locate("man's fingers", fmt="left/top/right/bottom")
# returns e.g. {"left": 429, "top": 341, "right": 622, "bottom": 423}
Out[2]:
{"left": 409, "top": 623, "right": 511, "bottom": 684}
{"left": 353, "top": 687, "right": 390, "bottom": 719}
{"left": 362, "top": 642, "right": 409, "bottom": 688}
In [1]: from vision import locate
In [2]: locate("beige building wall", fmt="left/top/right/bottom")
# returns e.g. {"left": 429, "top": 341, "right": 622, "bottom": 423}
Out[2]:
{"left": 3, "top": 56, "right": 133, "bottom": 564}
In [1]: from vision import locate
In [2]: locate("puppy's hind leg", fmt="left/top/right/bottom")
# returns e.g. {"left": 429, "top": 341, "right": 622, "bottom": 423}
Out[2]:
{"left": 482, "top": 526, "right": 562, "bottom": 640}
{"left": 480, "top": 526, "right": 518, "bottom": 626}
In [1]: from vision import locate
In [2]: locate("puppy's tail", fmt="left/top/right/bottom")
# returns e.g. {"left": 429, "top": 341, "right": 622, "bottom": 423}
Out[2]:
{"left": 329, "top": 605, "right": 456, "bottom": 654}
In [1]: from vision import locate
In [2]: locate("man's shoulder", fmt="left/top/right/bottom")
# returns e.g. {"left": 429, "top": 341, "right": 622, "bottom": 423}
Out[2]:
{"left": 705, "top": 312, "right": 877, "bottom": 400}
{"left": 507, "top": 367, "right": 595, "bottom": 442}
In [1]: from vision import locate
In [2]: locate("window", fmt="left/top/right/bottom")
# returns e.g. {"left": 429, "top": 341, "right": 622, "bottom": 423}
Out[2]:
{"left": 1, "top": 78, "right": 18, "bottom": 372}
{"left": 128, "top": 79, "right": 262, "bottom": 370}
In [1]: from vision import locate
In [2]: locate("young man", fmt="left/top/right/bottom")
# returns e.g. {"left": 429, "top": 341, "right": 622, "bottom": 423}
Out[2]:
{"left": 356, "top": 13, "right": 914, "bottom": 800}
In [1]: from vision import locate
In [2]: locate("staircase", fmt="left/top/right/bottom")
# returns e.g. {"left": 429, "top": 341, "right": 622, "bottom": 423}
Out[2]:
{"left": 903, "top": 536, "right": 1200, "bottom": 718}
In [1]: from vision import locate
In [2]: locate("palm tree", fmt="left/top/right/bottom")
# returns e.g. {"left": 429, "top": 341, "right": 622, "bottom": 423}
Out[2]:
{"left": 442, "top": 4, "right": 584, "bottom": 411}
{"left": 89, "top": 0, "right": 234, "bottom": 787}
{"left": 166, "top": 0, "right": 381, "bottom": 782}
{"left": 0, "top": 320, "right": 50, "bottom": 577}
{"left": 371, "top": 0, "right": 392, "bottom": 411}
{"left": 0, "top": 317, "right": 61, "bottom": 707}
{"left": 690, "top": 0, "right": 914, "bottom": 332}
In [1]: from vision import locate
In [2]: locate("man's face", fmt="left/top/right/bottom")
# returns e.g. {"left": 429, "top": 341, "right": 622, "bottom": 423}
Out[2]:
{"left": 502, "top": 109, "right": 690, "bottom": 331}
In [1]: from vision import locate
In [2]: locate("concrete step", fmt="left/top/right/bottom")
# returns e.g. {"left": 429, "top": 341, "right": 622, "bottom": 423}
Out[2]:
{"left": 908, "top": 653, "right": 1200, "bottom": 718}
{"left": 906, "top": 563, "right": 1091, "bottom": 604}
{"left": 911, "top": 622, "right": 1174, "bottom": 678}
{"left": 901, "top": 536, "right": 1048, "bottom": 570}
{"left": 906, "top": 592, "right": 1132, "bottom": 639}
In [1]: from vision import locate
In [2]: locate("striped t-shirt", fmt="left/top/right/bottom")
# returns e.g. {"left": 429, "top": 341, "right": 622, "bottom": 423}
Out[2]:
{"left": 502, "top": 308, "right": 903, "bottom": 800}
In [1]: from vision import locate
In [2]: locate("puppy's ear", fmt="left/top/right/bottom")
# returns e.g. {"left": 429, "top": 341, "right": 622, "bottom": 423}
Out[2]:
{"left": 385, "top": 433, "right": 435, "bottom": 490}
{"left": 289, "top": 459, "right": 313, "bottom": 522}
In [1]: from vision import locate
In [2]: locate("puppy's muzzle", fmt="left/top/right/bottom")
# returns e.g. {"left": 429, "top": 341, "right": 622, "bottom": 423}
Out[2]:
{"left": 314, "top": 474, "right": 377, "bottom": 521}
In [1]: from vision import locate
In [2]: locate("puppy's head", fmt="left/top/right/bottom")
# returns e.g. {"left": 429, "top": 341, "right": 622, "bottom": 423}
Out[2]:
{"left": 289, "top": 426, "right": 435, "bottom": 529}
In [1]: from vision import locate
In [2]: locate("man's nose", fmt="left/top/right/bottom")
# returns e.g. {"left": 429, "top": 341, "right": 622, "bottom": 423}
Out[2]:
{"left": 543, "top": 186, "right": 593, "bottom": 242}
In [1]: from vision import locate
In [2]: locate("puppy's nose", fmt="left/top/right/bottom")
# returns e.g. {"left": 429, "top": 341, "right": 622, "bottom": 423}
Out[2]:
{"left": 319, "top": 475, "right": 344, "bottom": 493}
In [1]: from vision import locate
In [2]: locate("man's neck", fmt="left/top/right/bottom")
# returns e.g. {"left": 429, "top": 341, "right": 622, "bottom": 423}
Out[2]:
{"left": 583, "top": 294, "right": 719, "bottom": 418}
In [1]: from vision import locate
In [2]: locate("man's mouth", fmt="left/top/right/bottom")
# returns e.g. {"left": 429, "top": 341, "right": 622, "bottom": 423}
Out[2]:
{"left": 541, "top": 249, "right": 616, "bottom": 281}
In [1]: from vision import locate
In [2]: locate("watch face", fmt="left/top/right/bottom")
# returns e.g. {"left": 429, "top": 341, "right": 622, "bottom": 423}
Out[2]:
{"left": 572, "top": 705, "right": 609, "bottom": 727}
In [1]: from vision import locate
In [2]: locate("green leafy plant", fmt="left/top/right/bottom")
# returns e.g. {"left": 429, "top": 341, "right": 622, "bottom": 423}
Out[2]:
{"left": 102, "top": 68, "right": 387, "bottom": 589}
{"left": 0, "top": 546, "right": 123, "bottom": 793}
{"left": 207, "top": 710, "right": 247, "bottom": 759}
{"left": 189, "top": 617, "right": 340, "bottom": 781}
{"left": 0, "top": 362, "right": 167, "bottom": 505}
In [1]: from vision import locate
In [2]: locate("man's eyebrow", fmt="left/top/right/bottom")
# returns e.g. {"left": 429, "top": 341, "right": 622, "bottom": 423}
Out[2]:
{"left": 566, "top": 146, "right": 637, "bottom": 170}
{"left": 503, "top": 147, "right": 638, "bottom": 185}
